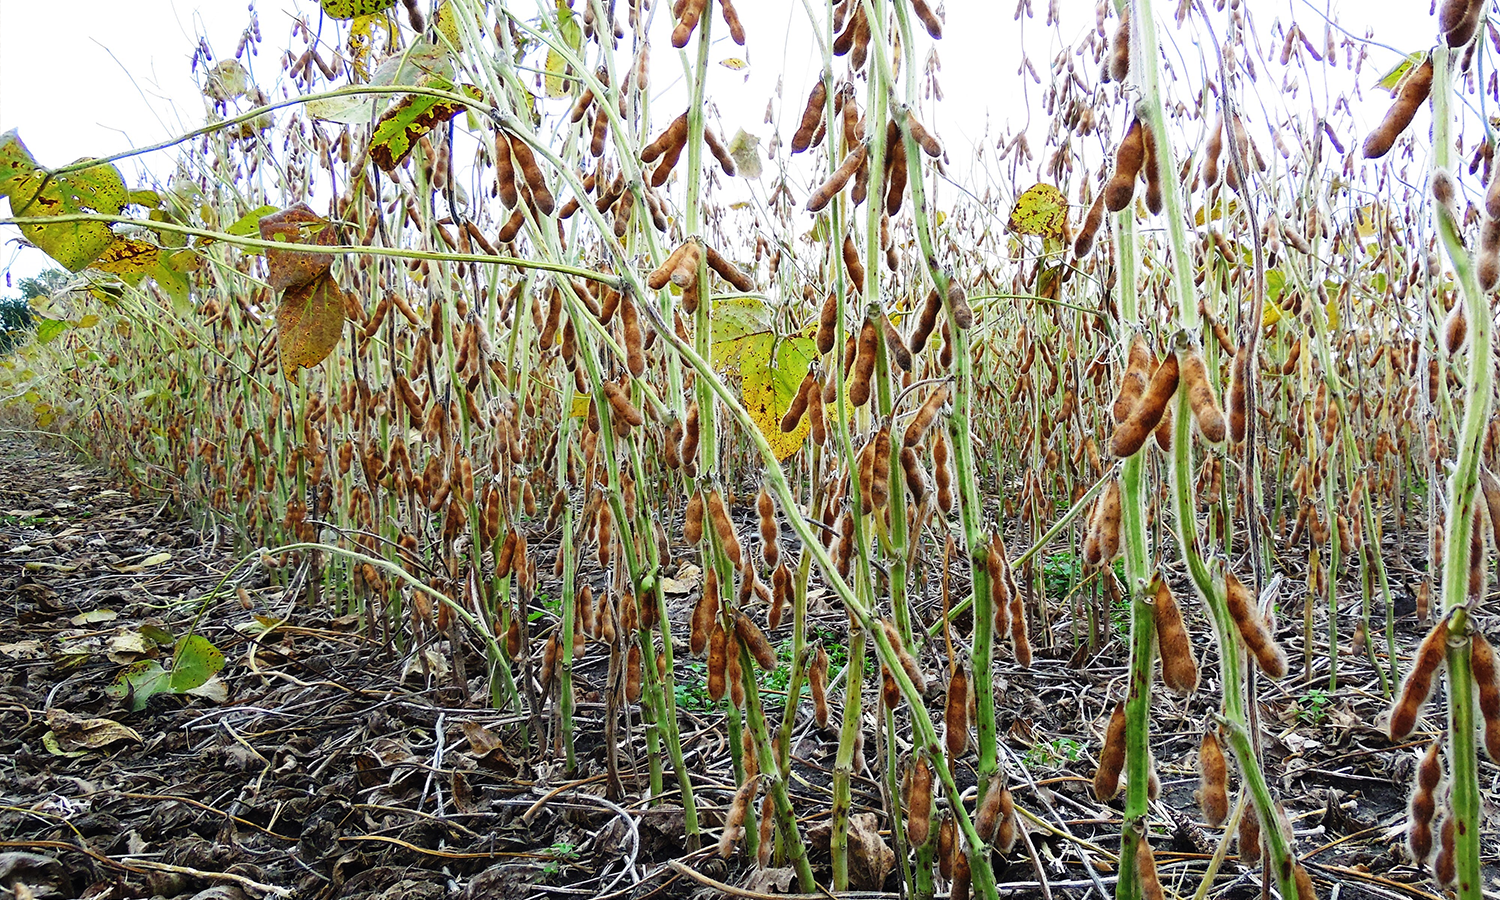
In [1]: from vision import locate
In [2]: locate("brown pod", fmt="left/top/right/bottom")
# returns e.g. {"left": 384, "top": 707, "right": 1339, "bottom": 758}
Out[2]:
{"left": 1112, "top": 350, "right": 1179, "bottom": 458}
{"left": 933, "top": 429, "right": 954, "bottom": 514}
{"left": 1139, "top": 117, "right": 1163, "bottom": 215}
{"left": 993, "top": 786, "right": 1018, "bottom": 853}
{"left": 757, "top": 487, "right": 780, "bottom": 566}
{"left": 706, "top": 621, "right": 728, "bottom": 701}
{"left": 1203, "top": 115, "right": 1224, "bottom": 187}
{"left": 945, "top": 664, "right": 970, "bottom": 759}
{"left": 1363, "top": 58, "right": 1432, "bottom": 159}
{"left": 807, "top": 144, "right": 868, "bottom": 212}
{"left": 1107, "top": 14, "right": 1131, "bottom": 82}
{"left": 736, "top": 611, "right": 778, "bottom": 671}
{"left": 791, "top": 78, "right": 827, "bottom": 153}
{"left": 719, "top": 0, "right": 747, "bottom": 44}
{"left": 691, "top": 577, "right": 719, "bottom": 656}
{"left": 670, "top": 240, "right": 703, "bottom": 288}
{"left": 507, "top": 134, "right": 553, "bottom": 214}
{"left": 974, "top": 774, "right": 1005, "bottom": 842}
{"left": 848, "top": 317, "right": 879, "bottom": 407}
{"left": 1224, "top": 566, "right": 1289, "bottom": 679}
{"left": 648, "top": 241, "right": 690, "bottom": 290}
{"left": 1408, "top": 741, "right": 1442, "bottom": 862}
{"left": 578, "top": 583, "right": 597, "bottom": 638}
{"left": 1388, "top": 617, "right": 1450, "bottom": 740}
{"left": 1483, "top": 467, "right": 1500, "bottom": 549}
{"left": 881, "top": 665, "right": 901, "bottom": 709}
{"left": 885, "top": 129, "right": 909, "bottom": 216}
{"left": 703, "top": 126, "right": 737, "bottom": 176}
{"left": 780, "top": 371, "right": 817, "bottom": 432}
{"left": 725, "top": 625, "right": 746, "bottom": 708}
{"left": 870, "top": 426, "right": 892, "bottom": 509}
{"left": 1093, "top": 700, "right": 1127, "bottom": 801}
{"left": 1088, "top": 478, "right": 1123, "bottom": 564}
{"left": 1105, "top": 118, "right": 1145, "bottom": 212}
{"left": 718, "top": 773, "right": 756, "bottom": 857}
{"left": 900, "top": 447, "right": 930, "bottom": 505}
{"left": 1152, "top": 574, "right": 1200, "bottom": 695}
{"left": 1471, "top": 632, "right": 1500, "bottom": 761}
{"left": 1074, "top": 191, "right": 1107, "bottom": 258}
{"left": 672, "top": 0, "right": 708, "bottom": 48}
{"left": 705, "top": 244, "right": 755, "bottom": 292}
{"left": 882, "top": 618, "right": 926, "bottom": 693}
{"left": 769, "top": 562, "right": 791, "bottom": 629}
{"left": 937, "top": 814, "right": 956, "bottom": 880}
{"left": 1238, "top": 803, "right": 1262, "bottom": 866}
{"left": 905, "top": 384, "right": 948, "bottom": 447}
{"left": 642, "top": 112, "right": 689, "bottom": 163}
{"left": 906, "top": 756, "right": 933, "bottom": 847}
{"left": 1443, "top": 301, "right": 1467, "bottom": 355}
{"left": 1196, "top": 728, "right": 1229, "bottom": 827}
{"left": 1281, "top": 338, "right": 1303, "bottom": 375}
{"left": 988, "top": 533, "right": 1012, "bottom": 635}
{"left": 707, "top": 490, "right": 743, "bottom": 569}
{"left": 816, "top": 291, "right": 840, "bottom": 355}
{"left": 684, "top": 491, "right": 705, "bottom": 544}
{"left": 810, "top": 644, "right": 831, "bottom": 728}
{"left": 626, "top": 642, "right": 643, "bottom": 702}
{"left": 882, "top": 312, "right": 913, "bottom": 372}
{"left": 681, "top": 401, "right": 701, "bottom": 474}
{"left": 1228, "top": 344, "right": 1250, "bottom": 443}
{"left": 1440, "top": 0, "right": 1484, "bottom": 47}
{"left": 494, "top": 131, "right": 518, "bottom": 208}
{"left": 620, "top": 295, "right": 646, "bottom": 377}
{"left": 912, "top": 288, "right": 942, "bottom": 355}
{"left": 1136, "top": 834, "right": 1164, "bottom": 900}
{"left": 946, "top": 281, "right": 974, "bottom": 330}
{"left": 496, "top": 528, "right": 519, "bottom": 579}
{"left": 1179, "top": 346, "right": 1227, "bottom": 443}
{"left": 842, "top": 234, "right": 866, "bottom": 288}
{"left": 602, "top": 382, "right": 644, "bottom": 429}
{"left": 807, "top": 375, "right": 828, "bottom": 446}
{"left": 1112, "top": 334, "right": 1153, "bottom": 425}
{"left": 910, "top": 0, "right": 942, "bottom": 37}
{"left": 756, "top": 792, "right": 774, "bottom": 868}
{"left": 1433, "top": 813, "right": 1456, "bottom": 887}
{"left": 1478, "top": 217, "right": 1500, "bottom": 291}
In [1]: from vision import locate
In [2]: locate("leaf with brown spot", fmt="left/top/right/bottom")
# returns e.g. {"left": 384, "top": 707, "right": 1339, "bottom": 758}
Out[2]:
{"left": 90, "top": 237, "right": 161, "bottom": 281}
{"left": 277, "top": 270, "right": 346, "bottom": 372}
{"left": 258, "top": 203, "right": 336, "bottom": 292}
{"left": 370, "top": 78, "right": 482, "bottom": 172}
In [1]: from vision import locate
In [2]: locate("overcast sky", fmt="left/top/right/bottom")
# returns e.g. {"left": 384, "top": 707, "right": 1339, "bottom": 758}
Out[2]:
{"left": 0, "top": 1, "right": 1436, "bottom": 287}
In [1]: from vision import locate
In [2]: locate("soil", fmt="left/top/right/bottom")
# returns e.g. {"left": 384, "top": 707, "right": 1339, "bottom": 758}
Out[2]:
{"left": 1, "top": 431, "right": 1496, "bottom": 900}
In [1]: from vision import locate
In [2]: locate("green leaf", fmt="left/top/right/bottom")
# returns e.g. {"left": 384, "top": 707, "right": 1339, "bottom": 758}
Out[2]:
{"left": 226, "top": 204, "right": 279, "bottom": 236}
{"left": 169, "top": 635, "right": 225, "bottom": 692}
{"left": 369, "top": 79, "right": 481, "bottom": 172}
{"left": 34, "top": 317, "right": 69, "bottom": 344}
{"left": 106, "top": 660, "right": 171, "bottom": 712}
{"left": 545, "top": 2, "right": 583, "bottom": 99}
{"left": 319, "top": 0, "right": 397, "bottom": 19}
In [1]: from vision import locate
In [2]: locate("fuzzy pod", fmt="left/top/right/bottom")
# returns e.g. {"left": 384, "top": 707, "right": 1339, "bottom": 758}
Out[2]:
{"left": 848, "top": 317, "right": 879, "bottom": 407}
{"left": 690, "top": 579, "right": 718, "bottom": 657}
{"left": 1224, "top": 566, "right": 1289, "bottom": 679}
{"left": 707, "top": 490, "right": 743, "bottom": 569}
{"left": 816, "top": 291, "right": 840, "bottom": 355}
{"left": 842, "top": 235, "right": 866, "bottom": 290}
{"left": 494, "top": 131, "right": 519, "bottom": 209}
{"left": 641, "top": 112, "right": 689, "bottom": 165}
{"left": 1105, "top": 118, "right": 1145, "bottom": 212}
{"left": 1140, "top": 117, "right": 1163, "bottom": 215}
{"left": 681, "top": 402, "right": 701, "bottom": 475}
{"left": 578, "top": 582, "right": 597, "bottom": 638}
{"left": 1433, "top": 812, "right": 1456, "bottom": 887}
{"left": 780, "top": 371, "right": 817, "bottom": 433}
{"left": 1228, "top": 344, "right": 1251, "bottom": 443}
{"left": 601, "top": 382, "right": 644, "bottom": 430}
{"left": 944, "top": 663, "right": 970, "bottom": 759}
{"left": 988, "top": 533, "right": 1012, "bottom": 636}
{"left": 648, "top": 241, "right": 691, "bottom": 291}
{"left": 882, "top": 618, "right": 926, "bottom": 693}
{"left": 972, "top": 774, "right": 1006, "bottom": 845}
{"left": 1196, "top": 728, "right": 1229, "bottom": 827}
{"left": 684, "top": 490, "right": 705, "bottom": 545}
{"left": 1111, "top": 350, "right": 1179, "bottom": 457}
{"left": 1440, "top": 0, "right": 1485, "bottom": 47}
{"left": 791, "top": 78, "right": 827, "bottom": 153}
{"left": 1112, "top": 334, "right": 1153, "bottom": 425}
{"left": 1074, "top": 191, "right": 1107, "bottom": 258}
{"left": 946, "top": 281, "right": 974, "bottom": 330}
{"left": 1107, "top": 14, "right": 1130, "bottom": 82}
{"left": 806, "top": 375, "right": 828, "bottom": 446}
{"left": 1478, "top": 217, "right": 1500, "bottom": 291}
{"left": 1293, "top": 864, "right": 1316, "bottom": 900}
{"left": 905, "top": 383, "right": 948, "bottom": 447}
{"left": 1482, "top": 467, "right": 1500, "bottom": 549}
{"left": 885, "top": 126, "right": 910, "bottom": 216}
{"left": 807, "top": 144, "right": 868, "bottom": 212}
{"left": 496, "top": 529, "right": 519, "bottom": 580}
{"left": 1238, "top": 803, "right": 1262, "bottom": 867}
{"left": 1388, "top": 617, "right": 1450, "bottom": 740}
{"left": 1086, "top": 477, "right": 1123, "bottom": 565}
{"left": 1203, "top": 115, "right": 1224, "bottom": 187}
{"left": 625, "top": 642, "right": 644, "bottom": 702}
{"left": 757, "top": 487, "right": 780, "bottom": 567}
{"left": 910, "top": 0, "right": 942, "bottom": 38}
{"left": 1363, "top": 58, "right": 1432, "bottom": 159}
{"left": 912, "top": 288, "right": 942, "bottom": 355}
{"left": 1136, "top": 834, "right": 1164, "bottom": 900}
{"left": 669, "top": 240, "right": 704, "bottom": 290}
{"left": 506, "top": 135, "right": 553, "bottom": 214}
{"left": 725, "top": 625, "right": 746, "bottom": 708}
{"left": 900, "top": 446, "right": 930, "bottom": 505}
{"left": 1093, "top": 700, "right": 1127, "bottom": 801}
{"left": 719, "top": 773, "right": 757, "bottom": 857}
{"left": 906, "top": 756, "right": 933, "bottom": 847}
{"left": 704, "top": 244, "right": 754, "bottom": 292}
{"left": 1152, "top": 574, "right": 1200, "bottom": 695}
{"left": 1179, "top": 347, "right": 1227, "bottom": 443}
{"left": 735, "top": 611, "right": 778, "bottom": 671}
{"left": 993, "top": 785, "right": 1018, "bottom": 853}
{"left": 1408, "top": 741, "right": 1443, "bottom": 862}
{"left": 810, "top": 644, "right": 831, "bottom": 728}
{"left": 769, "top": 562, "right": 792, "bottom": 629}
{"left": 718, "top": 0, "right": 747, "bottom": 44}
{"left": 880, "top": 664, "right": 901, "bottom": 709}
{"left": 937, "top": 814, "right": 956, "bottom": 880}
{"left": 933, "top": 429, "right": 954, "bottom": 514}
{"left": 1471, "top": 631, "right": 1500, "bottom": 761}
{"left": 870, "top": 426, "right": 893, "bottom": 510}
{"left": 881, "top": 312, "right": 913, "bottom": 372}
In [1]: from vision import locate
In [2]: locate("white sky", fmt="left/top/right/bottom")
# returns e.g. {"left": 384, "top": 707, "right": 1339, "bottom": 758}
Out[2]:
{"left": 0, "top": 1, "right": 1437, "bottom": 288}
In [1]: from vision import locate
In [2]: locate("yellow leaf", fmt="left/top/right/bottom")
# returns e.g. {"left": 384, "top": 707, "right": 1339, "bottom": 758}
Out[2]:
{"left": 1262, "top": 301, "right": 1282, "bottom": 328}
{"left": 1007, "top": 183, "right": 1067, "bottom": 241}
{"left": 720, "top": 57, "right": 749, "bottom": 70}
{"left": 721, "top": 331, "right": 817, "bottom": 462}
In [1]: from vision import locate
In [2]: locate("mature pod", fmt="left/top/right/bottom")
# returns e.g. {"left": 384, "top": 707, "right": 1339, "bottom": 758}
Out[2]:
{"left": 625, "top": 642, "right": 643, "bottom": 702}
{"left": 670, "top": 240, "right": 703, "bottom": 288}
{"left": 726, "top": 625, "right": 746, "bottom": 708}
{"left": 672, "top": 0, "right": 708, "bottom": 48}
{"left": 988, "top": 533, "right": 1012, "bottom": 635}
{"left": 974, "top": 774, "right": 1006, "bottom": 842}
{"left": 881, "top": 312, "right": 913, "bottom": 372}
{"left": 933, "top": 429, "right": 953, "bottom": 514}
{"left": 1482, "top": 467, "right": 1500, "bottom": 548}
{"left": 706, "top": 621, "right": 728, "bottom": 701}
{"left": 1179, "top": 346, "right": 1227, "bottom": 443}
{"left": 1440, "top": 0, "right": 1485, "bottom": 47}
{"left": 912, "top": 288, "right": 942, "bottom": 355}
{"left": 905, "top": 383, "right": 948, "bottom": 446}
{"left": 945, "top": 663, "right": 970, "bottom": 759}
{"left": 1478, "top": 217, "right": 1500, "bottom": 291}
{"left": 848, "top": 316, "right": 879, "bottom": 407}
{"left": 507, "top": 134, "right": 553, "bottom": 214}
{"left": 1107, "top": 14, "right": 1130, "bottom": 82}
{"left": 756, "top": 792, "right": 774, "bottom": 868}
{"left": 1203, "top": 115, "right": 1224, "bottom": 187}
{"left": 807, "top": 144, "right": 867, "bottom": 212}
{"left": 906, "top": 756, "right": 933, "bottom": 846}
{"left": 705, "top": 244, "right": 755, "bottom": 292}
{"left": 1094, "top": 700, "right": 1127, "bottom": 801}
{"left": 807, "top": 374, "right": 828, "bottom": 446}
{"left": 1407, "top": 741, "right": 1443, "bottom": 862}
{"left": 1139, "top": 117, "right": 1163, "bottom": 215}
{"left": 882, "top": 618, "right": 926, "bottom": 693}
{"left": 900, "top": 446, "right": 929, "bottom": 505}
{"left": 496, "top": 529, "right": 518, "bottom": 580}
{"left": 1074, "top": 191, "right": 1107, "bottom": 258}
{"left": 757, "top": 487, "right": 780, "bottom": 567}
{"left": 681, "top": 402, "right": 701, "bottom": 475}
{"left": 601, "top": 382, "right": 643, "bottom": 429}
{"left": 1105, "top": 118, "right": 1145, "bottom": 212}
{"left": 881, "top": 665, "right": 901, "bottom": 709}
{"left": 707, "top": 490, "right": 743, "bottom": 569}
{"left": 1293, "top": 864, "right": 1316, "bottom": 900}
{"left": 1362, "top": 58, "right": 1433, "bottom": 159}
{"left": 1112, "top": 334, "right": 1153, "bottom": 425}
{"left": 946, "top": 281, "right": 974, "bottom": 330}
{"left": 691, "top": 576, "right": 718, "bottom": 656}
{"left": 718, "top": 773, "right": 757, "bottom": 857}
{"left": 1433, "top": 813, "right": 1457, "bottom": 887}
{"left": 1228, "top": 343, "right": 1251, "bottom": 443}
{"left": 810, "top": 644, "right": 831, "bottom": 728}
{"left": 1388, "top": 617, "right": 1450, "bottom": 740}
{"left": 1224, "top": 566, "right": 1289, "bottom": 678}
{"left": 792, "top": 78, "right": 827, "bottom": 153}
{"left": 647, "top": 240, "right": 690, "bottom": 291}
{"left": 620, "top": 295, "right": 646, "bottom": 376}
{"left": 1238, "top": 803, "right": 1262, "bottom": 867}
{"left": 1152, "top": 574, "right": 1200, "bottom": 695}
{"left": 769, "top": 562, "right": 791, "bottom": 629}
{"left": 1136, "top": 834, "right": 1164, "bottom": 900}
{"left": 684, "top": 490, "right": 705, "bottom": 545}
{"left": 736, "top": 611, "right": 777, "bottom": 671}
{"left": 1112, "top": 351, "right": 1179, "bottom": 457}
{"left": 937, "top": 814, "right": 956, "bottom": 881}
{"left": 780, "top": 371, "right": 817, "bottom": 433}
{"left": 1196, "top": 727, "right": 1229, "bottom": 827}
{"left": 1085, "top": 478, "right": 1123, "bottom": 565}
{"left": 993, "top": 785, "right": 1018, "bottom": 853}
{"left": 1471, "top": 631, "right": 1500, "bottom": 761}
{"left": 641, "top": 112, "right": 689, "bottom": 163}
{"left": 494, "top": 131, "right": 519, "bottom": 208}
{"left": 870, "top": 425, "right": 892, "bottom": 509}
